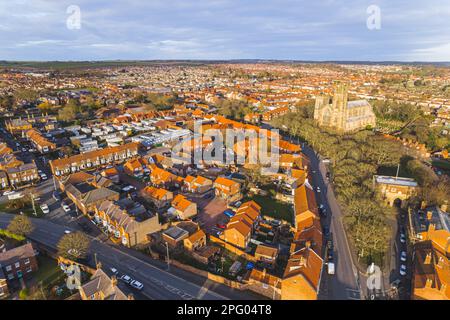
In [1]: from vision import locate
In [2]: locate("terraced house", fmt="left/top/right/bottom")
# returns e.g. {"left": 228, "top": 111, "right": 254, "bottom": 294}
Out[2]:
{"left": 5, "top": 162, "right": 39, "bottom": 188}
{"left": 142, "top": 186, "right": 173, "bottom": 209}
{"left": 49, "top": 142, "right": 140, "bottom": 176}
{"left": 94, "top": 199, "right": 161, "bottom": 247}
{"left": 25, "top": 128, "right": 56, "bottom": 153}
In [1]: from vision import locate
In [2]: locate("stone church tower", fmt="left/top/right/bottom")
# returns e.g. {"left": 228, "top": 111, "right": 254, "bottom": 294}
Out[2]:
{"left": 314, "top": 82, "right": 376, "bottom": 132}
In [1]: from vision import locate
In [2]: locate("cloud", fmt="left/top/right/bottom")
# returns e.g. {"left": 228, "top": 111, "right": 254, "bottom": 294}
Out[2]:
{"left": 0, "top": 0, "right": 449, "bottom": 61}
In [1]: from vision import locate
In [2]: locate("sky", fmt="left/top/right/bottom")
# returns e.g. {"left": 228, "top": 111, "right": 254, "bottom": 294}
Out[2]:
{"left": 0, "top": 0, "right": 450, "bottom": 61}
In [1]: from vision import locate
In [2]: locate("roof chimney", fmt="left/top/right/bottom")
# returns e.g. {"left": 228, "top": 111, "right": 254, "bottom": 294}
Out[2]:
{"left": 424, "top": 253, "right": 432, "bottom": 265}
{"left": 111, "top": 275, "right": 117, "bottom": 287}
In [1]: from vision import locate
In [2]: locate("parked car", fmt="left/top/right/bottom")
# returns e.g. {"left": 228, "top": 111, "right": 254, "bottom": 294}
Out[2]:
{"left": 62, "top": 202, "right": 71, "bottom": 212}
{"left": 122, "top": 185, "right": 135, "bottom": 192}
{"left": 400, "top": 234, "right": 407, "bottom": 244}
{"left": 2, "top": 190, "right": 15, "bottom": 196}
{"left": 130, "top": 280, "right": 144, "bottom": 290}
{"left": 216, "top": 223, "right": 226, "bottom": 229}
{"left": 110, "top": 267, "right": 119, "bottom": 275}
{"left": 40, "top": 204, "right": 49, "bottom": 214}
{"left": 316, "top": 187, "right": 321, "bottom": 193}
{"left": 400, "top": 265, "right": 407, "bottom": 276}
{"left": 64, "top": 230, "right": 71, "bottom": 234}
{"left": 400, "top": 251, "right": 407, "bottom": 262}
{"left": 40, "top": 173, "right": 48, "bottom": 180}
{"left": 120, "top": 274, "right": 133, "bottom": 284}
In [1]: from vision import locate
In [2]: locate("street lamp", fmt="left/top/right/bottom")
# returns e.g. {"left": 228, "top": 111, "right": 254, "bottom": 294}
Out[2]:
{"left": 165, "top": 241, "right": 170, "bottom": 270}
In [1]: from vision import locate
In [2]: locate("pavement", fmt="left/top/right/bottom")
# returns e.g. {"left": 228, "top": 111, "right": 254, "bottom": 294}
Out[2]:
{"left": 0, "top": 212, "right": 263, "bottom": 300}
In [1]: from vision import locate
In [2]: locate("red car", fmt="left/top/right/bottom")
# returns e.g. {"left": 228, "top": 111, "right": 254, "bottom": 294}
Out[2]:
{"left": 216, "top": 224, "right": 226, "bottom": 229}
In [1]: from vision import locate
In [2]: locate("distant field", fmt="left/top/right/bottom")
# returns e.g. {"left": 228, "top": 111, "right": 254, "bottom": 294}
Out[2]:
{"left": 0, "top": 60, "right": 213, "bottom": 69}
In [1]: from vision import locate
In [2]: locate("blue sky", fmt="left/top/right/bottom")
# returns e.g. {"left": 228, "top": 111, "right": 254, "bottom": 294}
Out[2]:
{"left": 1, "top": 0, "right": 450, "bottom": 61}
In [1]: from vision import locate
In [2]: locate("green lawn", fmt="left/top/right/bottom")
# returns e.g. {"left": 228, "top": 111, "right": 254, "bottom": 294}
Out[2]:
{"left": 243, "top": 193, "right": 293, "bottom": 224}
{"left": 35, "top": 256, "right": 63, "bottom": 286}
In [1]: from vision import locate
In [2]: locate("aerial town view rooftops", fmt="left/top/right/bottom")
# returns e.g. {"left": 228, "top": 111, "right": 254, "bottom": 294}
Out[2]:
{"left": 0, "top": 0, "right": 449, "bottom": 305}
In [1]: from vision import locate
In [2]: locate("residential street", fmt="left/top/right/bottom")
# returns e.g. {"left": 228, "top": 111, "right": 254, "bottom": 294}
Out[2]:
{"left": 302, "top": 145, "right": 361, "bottom": 300}
{"left": 0, "top": 213, "right": 261, "bottom": 300}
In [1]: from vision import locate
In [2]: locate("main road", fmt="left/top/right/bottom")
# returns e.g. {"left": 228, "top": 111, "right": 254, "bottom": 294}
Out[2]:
{"left": 0, "top": 213, "right": 259, "bottom": 300}
{"left": 261, "top": 122, "right": 361, "bottom": 300}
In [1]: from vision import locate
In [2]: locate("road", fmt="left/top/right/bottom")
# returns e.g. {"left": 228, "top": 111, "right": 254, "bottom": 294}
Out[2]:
{"left": 302, "top": 145, "right": 361, "bottom": 300}
{"left": 261, "top": 122, "right": 361, "bottom": 300}
{"left": 0, "top": 213, "right": 259, "bottom": 300}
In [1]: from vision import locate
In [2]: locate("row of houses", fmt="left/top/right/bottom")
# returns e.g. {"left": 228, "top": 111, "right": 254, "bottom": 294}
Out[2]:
{"left": 50, "top": 142, "right": 140, "bottom": 176}
{"left": 0, "top": 143, "right": 39, "bottom": 190}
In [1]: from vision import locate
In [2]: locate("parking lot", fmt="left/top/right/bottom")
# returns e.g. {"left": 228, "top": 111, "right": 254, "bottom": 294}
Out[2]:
{"left": 189, "top": 193, "right": 228, "bottom": 235}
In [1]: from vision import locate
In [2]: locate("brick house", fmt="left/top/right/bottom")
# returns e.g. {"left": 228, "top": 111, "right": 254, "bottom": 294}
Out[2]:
{"left": 0, "top": 243, "right": 38, "bottom": 285}
{"left": 25, "top": 128, "right": 56, "bottom": 153}
{"left": 142, "top": 186, "right": 173, "bottom": 209}
{"left": 169, "top": 194, "right": 197, "bottom": 220}
{"left": 79, "top": 268, "right": 129, "bottom": 300}
{"left": 214, "top": 176, "right": 241, "bottom": 203}
{"left": 183, "top": 175, "right": 213, "bottom": 194}
{"left": 6, "top": 162, "right": 39, "bottom": 188}
{"left": 49, "top": 142, "right": 140, "bottom": 176}
{"left": 183, "top": 229, "right": 207, "bottom": 251}
{"left": 94, "top": 200, "right": 161, "bottom": 247}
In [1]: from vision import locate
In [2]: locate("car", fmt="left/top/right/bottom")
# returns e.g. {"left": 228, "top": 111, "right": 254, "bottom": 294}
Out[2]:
{"left": 120, "top": 274, "right": 133, "bottom": 284}
{"left": 400, "top": 251, "right": 407, "bottom": 262}
{"left": 22, "top": 148, "right": 27, "bottom": 152}
{"left": 28, "top": 148, "right": 36, "bottom": 152}
{"left": 110, "top": 267, "right": 119, "bottom": 275}
{"left": 234, "top": 201, "right": 242, "bottom": 208}
{"left": 400, "top": 234, "right": 407, "bottom": 244}
{"left": 52, "top": 191, "right": 61, "bottom": 201}
{"left": 316, "top": 187, "right": 321, "bottom": 193}
{"left": 64, "top": 230, "right": 71, "bottom": 234}
{"left": 40, "top": 204, "right": 49, "bottom": 214}
{"left": 61, "top": 202, "right": 71, "bottom": 212}
{"left": 40, "top": 174, "right": 48, "bottom": 180}
{"left": 122, "top": 185, "right": 135, "bottom": 192}
{"left": 2, "top": 190, "right": 15, "bottom": 196}
{"left": 323, "top": 226, "right": 330, "bottom": 238}
{"left": 216, "top": 223, "right": 226, "bottom": 229}
{"left": 130, "top": 280, "right": 144, "bottom": 290}
{"left": 400, "top": 264, "right": 407, "bottom": 276}
{"left": 38, "top": 169, "right": 43, "bottom": 174}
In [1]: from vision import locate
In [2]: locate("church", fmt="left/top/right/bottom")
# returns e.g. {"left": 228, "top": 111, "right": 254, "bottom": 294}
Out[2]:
{"left": 313, "top": 82, "right": 376, "bottom": 132}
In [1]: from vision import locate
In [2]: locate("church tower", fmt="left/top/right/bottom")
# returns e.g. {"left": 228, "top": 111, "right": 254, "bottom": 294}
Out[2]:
{"left": 331, "top": 81, "right": 348, "bottom": 130}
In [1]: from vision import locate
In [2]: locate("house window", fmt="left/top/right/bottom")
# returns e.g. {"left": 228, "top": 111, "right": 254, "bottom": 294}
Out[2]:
{"left": 262, "top": 284, "right": 269, "bottom": 289}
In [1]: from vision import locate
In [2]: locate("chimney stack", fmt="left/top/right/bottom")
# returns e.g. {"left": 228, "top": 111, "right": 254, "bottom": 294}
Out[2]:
{"left": 424, "top": 252, "right": 432, "bottom": 265}
{"left": 111, "top": 275, "right": 117, "bottom": 287}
